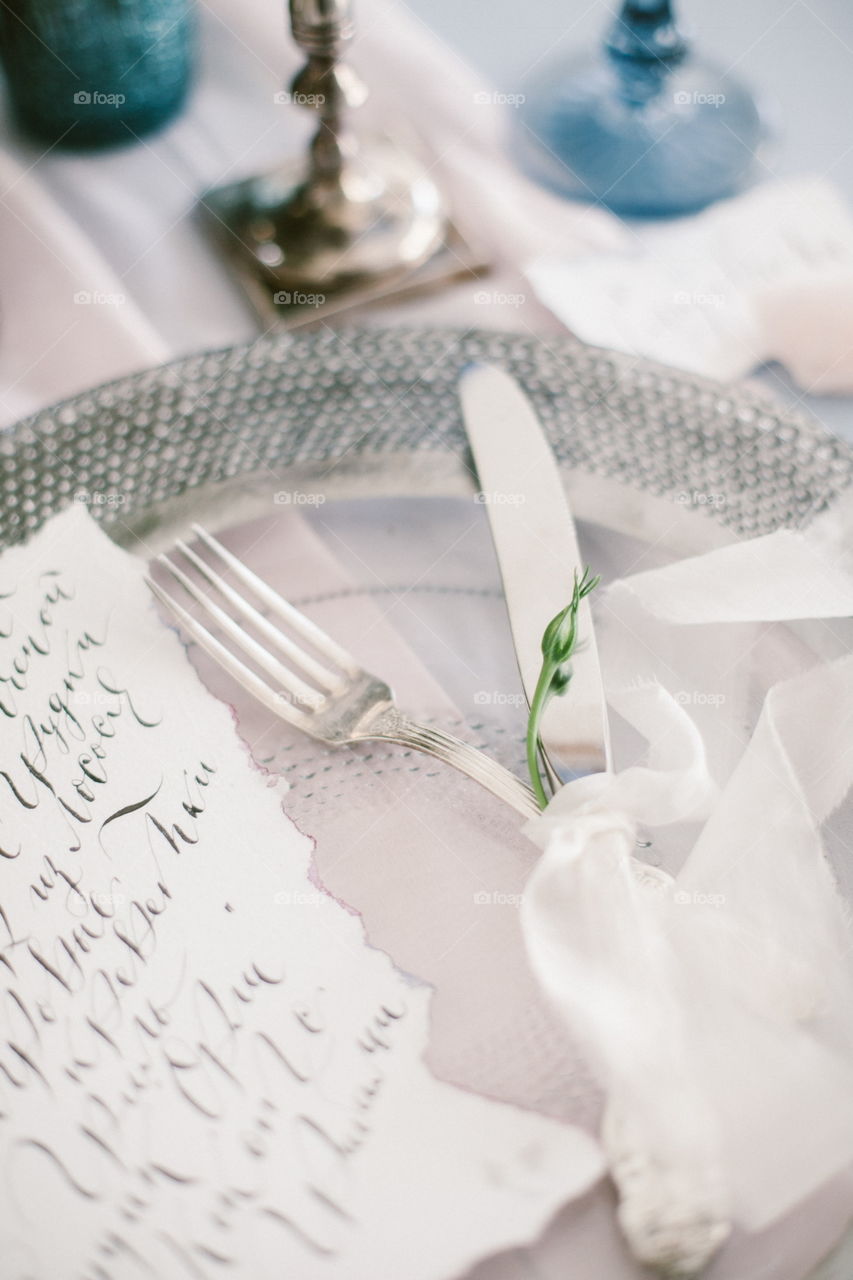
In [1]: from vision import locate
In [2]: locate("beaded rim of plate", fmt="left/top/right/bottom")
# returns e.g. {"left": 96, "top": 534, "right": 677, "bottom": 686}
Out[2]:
{"left": 1, "top": 326, "right": 849, "bottom": 548}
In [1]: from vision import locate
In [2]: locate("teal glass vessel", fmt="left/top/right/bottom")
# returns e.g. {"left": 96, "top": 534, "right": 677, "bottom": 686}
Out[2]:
{"left": 0, "top": 0, "right": 195, "bottom": 149}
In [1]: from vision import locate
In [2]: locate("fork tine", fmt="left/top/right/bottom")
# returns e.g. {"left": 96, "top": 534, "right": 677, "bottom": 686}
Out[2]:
{"left": 146, "top": 577, "right": 314, "bottom": 731}
{"left": 191, "top": 524, "right": 360, "bottom": 676}
{"left": 174, "top": 538, "right": 343, "bottom": 695}
{"left": 155, "top": 554, "right": 323, "bottom": 711}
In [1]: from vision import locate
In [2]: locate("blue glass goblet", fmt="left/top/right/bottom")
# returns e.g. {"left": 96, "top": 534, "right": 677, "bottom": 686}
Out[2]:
{"left": 517, "top": 0, "right": 766, "bottom": 216}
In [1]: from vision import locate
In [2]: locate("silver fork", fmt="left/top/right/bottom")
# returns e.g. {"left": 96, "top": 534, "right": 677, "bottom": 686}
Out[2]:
{"left": 146, "top": 525, "right": 540, "bottom": 819}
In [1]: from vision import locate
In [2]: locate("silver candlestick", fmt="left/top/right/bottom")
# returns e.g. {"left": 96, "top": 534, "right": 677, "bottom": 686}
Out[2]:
{"left": 203, "top": 0, "right": 448, "bottom": 307}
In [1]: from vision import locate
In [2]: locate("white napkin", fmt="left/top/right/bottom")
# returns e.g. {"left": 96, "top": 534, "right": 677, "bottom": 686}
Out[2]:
{"left": 521, "top": 489, "right": 853, "bottom": 1274}
{"left": 608, "top": 492, "right": 853, "bottom": 624}
{"left": 526, "top": 178, "right": 853, "bottom": 392}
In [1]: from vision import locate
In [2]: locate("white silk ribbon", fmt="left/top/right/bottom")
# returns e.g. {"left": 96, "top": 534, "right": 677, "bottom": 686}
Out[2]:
{"left": 521, "top": 494, "right": 853, "bottom": 1276}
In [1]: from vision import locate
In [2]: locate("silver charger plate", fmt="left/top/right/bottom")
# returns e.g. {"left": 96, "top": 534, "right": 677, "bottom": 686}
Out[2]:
{"left": 3, "top": 326, "right": 853, "bottom": 1280}
{"left": 2, "top": 326, "right": 851, "bottom": 551}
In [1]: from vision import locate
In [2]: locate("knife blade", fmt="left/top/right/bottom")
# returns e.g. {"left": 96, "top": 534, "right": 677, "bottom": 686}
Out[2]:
{"left": 459, "top": 363, "right": 611, "bottom": 777}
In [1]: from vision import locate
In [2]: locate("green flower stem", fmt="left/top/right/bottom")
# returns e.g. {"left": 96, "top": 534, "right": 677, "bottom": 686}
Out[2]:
{"left": 525, "top": 567, "right": 600, "bottom": 808}
{"left": 526, "top": 658, "right": 558, "bottom": 809}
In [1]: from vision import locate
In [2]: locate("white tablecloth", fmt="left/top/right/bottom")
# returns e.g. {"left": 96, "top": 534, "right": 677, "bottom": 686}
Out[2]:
{"left": 1, "top": 4, "right": 853, "bottom": 1278}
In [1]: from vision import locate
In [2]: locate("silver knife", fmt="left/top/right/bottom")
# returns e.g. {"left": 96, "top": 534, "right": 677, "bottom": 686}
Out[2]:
{"left": 459, "top": 363, "right": 611, "bottom": 778}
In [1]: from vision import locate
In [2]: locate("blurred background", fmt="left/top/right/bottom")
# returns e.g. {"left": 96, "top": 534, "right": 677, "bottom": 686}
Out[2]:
{"left": 416, "top": 0, "right": 853, "bottom": 197}
{"left": 0, "top": 0, "right": 851, "bottom": 436}
{"left": 410, "top": 0, "right": 853, "bottom": 437}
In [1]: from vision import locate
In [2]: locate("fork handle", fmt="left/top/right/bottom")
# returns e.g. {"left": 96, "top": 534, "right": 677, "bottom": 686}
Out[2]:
{"left": 366, "top": 711, "right": 541, "bottom": 820}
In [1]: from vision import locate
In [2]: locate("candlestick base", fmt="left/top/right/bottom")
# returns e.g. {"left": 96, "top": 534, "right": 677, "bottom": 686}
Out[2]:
{"left": 201, "top": 173, "right": 489, "bottom": 330}
{"left": 202, "top": 137, "right": 448, "bottom": 301}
